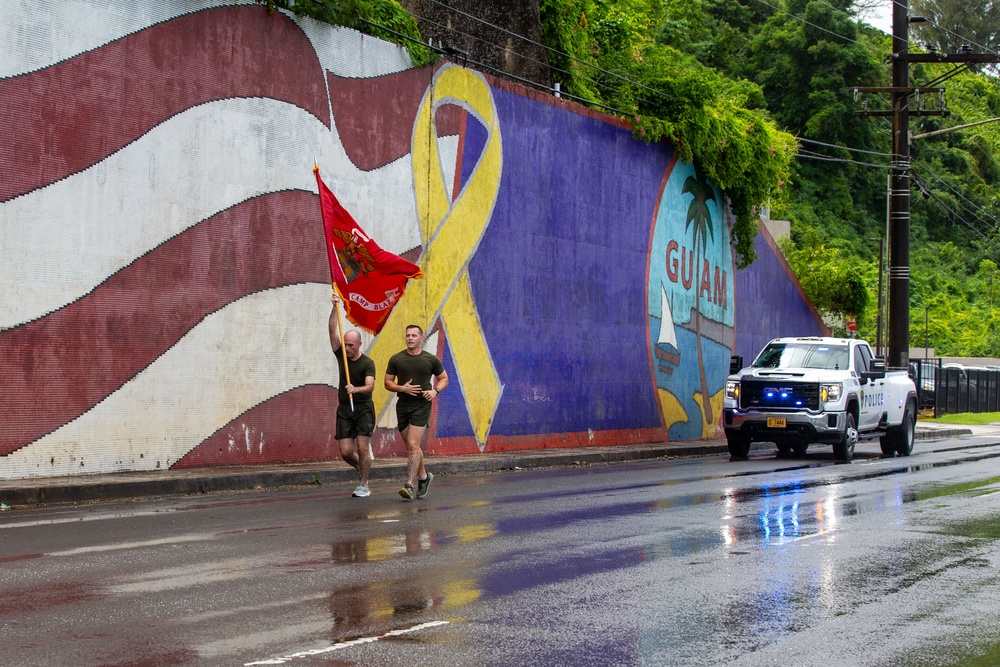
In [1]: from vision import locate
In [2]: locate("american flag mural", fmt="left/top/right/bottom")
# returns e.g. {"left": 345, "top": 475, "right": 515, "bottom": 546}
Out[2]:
{"left": 1, "top": 1, "right": 825, "bottom": 480}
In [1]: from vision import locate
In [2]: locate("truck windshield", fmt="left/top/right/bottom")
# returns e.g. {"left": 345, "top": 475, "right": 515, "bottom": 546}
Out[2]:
{"left": 752, "top": 342, "right": 849, "bottom": 370}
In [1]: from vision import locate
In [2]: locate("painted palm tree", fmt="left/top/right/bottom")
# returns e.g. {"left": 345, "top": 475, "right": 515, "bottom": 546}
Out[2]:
{"left": 683, "top": 167, "right": 717, "bottom": 425}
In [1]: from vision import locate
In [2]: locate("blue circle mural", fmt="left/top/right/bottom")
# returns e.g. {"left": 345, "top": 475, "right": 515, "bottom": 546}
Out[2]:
{"left": 648, "top": 160, "right": 735, "bottom": 440}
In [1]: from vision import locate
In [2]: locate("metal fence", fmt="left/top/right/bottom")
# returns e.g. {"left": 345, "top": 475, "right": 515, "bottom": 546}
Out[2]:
{"left": 909, "top": 359, "right": 1000, "bottom": 417}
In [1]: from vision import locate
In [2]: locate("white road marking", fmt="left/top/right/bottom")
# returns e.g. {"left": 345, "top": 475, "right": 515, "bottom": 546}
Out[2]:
{"left": 243, "top": 620, "right": 451, "bottom": 665}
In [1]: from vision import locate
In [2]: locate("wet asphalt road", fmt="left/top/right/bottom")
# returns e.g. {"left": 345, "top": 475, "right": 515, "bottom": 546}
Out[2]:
{"left": 4, "top": 437, "right": 1000, "bottom": 667}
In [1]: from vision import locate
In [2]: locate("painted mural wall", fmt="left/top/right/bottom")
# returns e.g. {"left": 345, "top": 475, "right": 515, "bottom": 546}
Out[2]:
{"left": 0, "top": 0, "right": 825, "bottom": 480}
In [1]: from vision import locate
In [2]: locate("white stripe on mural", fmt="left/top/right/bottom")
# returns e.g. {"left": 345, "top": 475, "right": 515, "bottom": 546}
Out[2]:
{"left": 0, "top": 0, "right": 247, "bottom": 78}
{"left": 289, "top": 15, "right": 414, "bottom": 78}
{"left": 2, "top": 0, "right": 412, "bottom": 80}
{"left": 1, "top": 283, "right": 337, "bottom": 479}
{"left": 0, "top": 97, "right": 421, "bottom": 330}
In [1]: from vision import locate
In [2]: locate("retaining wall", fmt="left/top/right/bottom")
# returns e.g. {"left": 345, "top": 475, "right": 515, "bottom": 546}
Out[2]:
{"left": 0, "top": 1, "right": 825, "bottom": 479}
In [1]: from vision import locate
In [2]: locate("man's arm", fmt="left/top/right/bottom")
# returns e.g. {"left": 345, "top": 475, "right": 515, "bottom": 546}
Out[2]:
{"left": 328, "top": 294, "right": 341, "bottom": 353}
{"left": 355, "top": 374, "right": 375, "bottom": 395}
{"left": 421, "top": 369, "right": 450, "bottom": 401}
{"left": 348, "top": 360, "right": 376, "bottom": 395}
{"left": 385, "top": 372, "right": 422, "bottom": 397}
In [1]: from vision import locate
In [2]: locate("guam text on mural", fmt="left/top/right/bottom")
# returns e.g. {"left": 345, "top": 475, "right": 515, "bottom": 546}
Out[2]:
{"left": 664, "top": 240, "right": 728, "bottom": 309}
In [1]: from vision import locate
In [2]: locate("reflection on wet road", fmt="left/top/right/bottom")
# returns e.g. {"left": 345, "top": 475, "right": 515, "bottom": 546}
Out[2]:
{"left": 4, "top": 438, "right": 1000, "bottom": 666}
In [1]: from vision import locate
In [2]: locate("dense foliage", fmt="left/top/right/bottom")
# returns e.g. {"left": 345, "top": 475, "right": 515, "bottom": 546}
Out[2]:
{"left": 644, "top": 0, "right": 1000, "bottom": 356}
{"left": 257, "top": 0, "right": 435, "bottom": 66}
{"left": 910, "top": 0, "right": 1000, "bottom": 60}
{"left": 265, "top": 0, "right": 1000, "bottom": 356}
{"left": 537, "top": 0, "right": 796, "bottom": 267}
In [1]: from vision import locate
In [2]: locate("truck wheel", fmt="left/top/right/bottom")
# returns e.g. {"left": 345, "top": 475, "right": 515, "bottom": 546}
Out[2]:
{"left": 891, "top": 402, "right": 916, "bottom": 457}
{"left": 833, "top": 413, "right": 857, "bottom": 463}
{"left": 727, "top": 432, "right": 751, "bottom": 460}
{"left": 879, "top": 436, "right": 895, "bottom": 457}
{"left": 792, "top": 443, "right": 809, "bottom": 457}
{"left": 776, "top": 443, "right": 793, "bottom": 458}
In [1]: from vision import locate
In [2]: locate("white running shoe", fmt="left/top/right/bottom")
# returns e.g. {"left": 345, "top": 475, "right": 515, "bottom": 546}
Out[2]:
{"left": 352, "top": 484, "right": 371, "bottom": 498}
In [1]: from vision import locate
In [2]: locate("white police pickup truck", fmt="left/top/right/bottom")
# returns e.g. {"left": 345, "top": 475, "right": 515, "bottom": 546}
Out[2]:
{"left": 723, "top": 337, "right": 917, "bottom": 462}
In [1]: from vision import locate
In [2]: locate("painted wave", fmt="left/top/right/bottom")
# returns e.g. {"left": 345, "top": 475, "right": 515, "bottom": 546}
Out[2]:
{"left": 0, "top": 3, "right": 460, "bottom": 475}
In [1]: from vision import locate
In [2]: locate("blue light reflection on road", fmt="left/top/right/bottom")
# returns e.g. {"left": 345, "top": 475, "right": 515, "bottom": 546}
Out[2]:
{"left": 721, "top": 477, "right": 914, "bottom": 548}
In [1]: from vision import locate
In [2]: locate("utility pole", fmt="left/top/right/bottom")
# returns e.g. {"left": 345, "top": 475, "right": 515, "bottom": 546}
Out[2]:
{"left": 855, "top": 2, "right": 1000, "bottom": 369}
{"left": 888, "top": 0, "right": 911, "bottom": 370}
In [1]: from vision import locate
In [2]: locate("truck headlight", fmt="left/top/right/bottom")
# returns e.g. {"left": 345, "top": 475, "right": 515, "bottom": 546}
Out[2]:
{"left": 725, "top": 380, "right": 739, "bottom": 400}
{"left": 820, "top": 383, "right": 842, "bottom": 402}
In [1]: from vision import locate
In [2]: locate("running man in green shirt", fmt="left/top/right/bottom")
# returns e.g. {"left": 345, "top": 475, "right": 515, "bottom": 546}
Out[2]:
{"left": 384, "top": 324, "right": 449, "bottom": 500}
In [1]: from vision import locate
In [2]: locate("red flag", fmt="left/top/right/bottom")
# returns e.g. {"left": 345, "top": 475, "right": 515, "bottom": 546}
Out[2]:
{"left": 314, "top": 167, "right": 423, "bottom": 334}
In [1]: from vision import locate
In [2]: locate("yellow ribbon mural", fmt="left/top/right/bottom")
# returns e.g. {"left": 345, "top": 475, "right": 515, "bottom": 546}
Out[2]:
{"left": 367, "top": 65, "right": 504, "bottom": 450}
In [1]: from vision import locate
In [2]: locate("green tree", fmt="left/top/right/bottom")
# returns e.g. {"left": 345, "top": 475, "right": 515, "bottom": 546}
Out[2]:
{"left": 259, "top": 0, "right": 1000, "bottom": 357}
{"left": 683, "top": 167, "right": 717, "bottom": 423}
{"left": 256, "top": 0, "right": 435, "bottom": 66}
{"left": 972, "top": 258, "right": 1000, "bottom": 308}
{"left": 910, "top": 0, "right": 1000, "bottom": 61}
{"left": 778, "top": 238, "right": 871, "bottom": 335}
{"left": 538, "top": 0, "right": 796, "bottom": 268}
{"left": 749, "top": 0, "right": 886, "bottom": 248}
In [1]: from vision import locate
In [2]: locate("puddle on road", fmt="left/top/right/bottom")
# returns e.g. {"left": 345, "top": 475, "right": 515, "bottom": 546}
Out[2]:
{"left": 323, "top": 574, "right": 479, "bottom": 641}
{"left": 0, "top": 579, "right": 104, "bottom": 615}
{"left": 712, "top": 451, "right": 1000, "bottom": 549}
{"left": 314, "top": 522, "right": 497, "bottom": 568}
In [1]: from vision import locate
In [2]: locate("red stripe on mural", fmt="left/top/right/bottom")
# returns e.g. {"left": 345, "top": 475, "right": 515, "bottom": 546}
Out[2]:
{"left": 173, "top": 385, "right": 342, "bottom": 468}
{"left": 329, "top": 68, "right": 465, "bottom": 171}
{"left": 0, "top": 6, "right": 328, "bottom": 202}
{"left": 0, "top": 190, "right": 328, "bottom": 456}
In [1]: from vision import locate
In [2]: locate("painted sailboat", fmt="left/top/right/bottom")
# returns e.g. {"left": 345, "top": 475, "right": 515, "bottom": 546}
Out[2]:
{"left": 655, "top": 284, "right": 681, "bottom": 373}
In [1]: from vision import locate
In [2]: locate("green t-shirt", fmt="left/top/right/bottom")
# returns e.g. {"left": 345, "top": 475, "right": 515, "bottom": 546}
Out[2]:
{"left": 335, "top": 352, "right": 376, "bottom": 405}
{"left": 386, "top": 350, "right": 444, "bottom": 404}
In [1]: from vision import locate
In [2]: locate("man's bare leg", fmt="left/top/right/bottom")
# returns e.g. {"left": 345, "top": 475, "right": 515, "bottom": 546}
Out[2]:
{"left": 401, "top": 424, "right": 426, "bottom": 487}
{"left": 356, "top": 435, "right": 373, "bottom": 486}
{"left": 339, "top": 438, "right": 360, "bottom": 473}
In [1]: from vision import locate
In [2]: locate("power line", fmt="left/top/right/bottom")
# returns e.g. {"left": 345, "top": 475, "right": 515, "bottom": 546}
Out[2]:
{"left": 916, "top": 163, "right": 999, "bottom": 227}
{"left": 815, "top": 0, "right": 921, "bottom": 50}
{"left": 914, "top": 163, "right": 1000, "bottom": 232}
{"left": 747, "top": 0, "right": 883, "bottom": 55}
{"left": 418, "top": 0, "right": 685, "bottom": 105}
{"left": 913, "top": 173, "right": 989, "bottom": 237}
{"left": 886, "top": 0, "right": 997, "bottom": 54}
{"left": 411, "top": 11, "right": 551, "bottom": 72}
{"left": 402, "top": 6, "right": 679, "bottom": 120}
{"left": 376, "top": 0, "right": 1000, "bottom": 241}
{"left": 795, "top": 149, "right": 891, "bottom": 169}
{"left": 798, "top": 136, "right": 894, "bottom": 156}
{"left": 357, "top": 12, "right": 682, "bottom": 125}
{"left": 918, "top": 180, "right": 1000, "bottom": 251}
{"left": 969, "top": 141, "right": 1000, "bottom": 177}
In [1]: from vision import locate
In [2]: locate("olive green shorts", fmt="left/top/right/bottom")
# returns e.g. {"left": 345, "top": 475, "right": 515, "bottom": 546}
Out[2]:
{"left": 395, "top": 398, "right": 432, "bottom": 431}
{"left": 335, "top": 401, "right": 375, "bottom": 440}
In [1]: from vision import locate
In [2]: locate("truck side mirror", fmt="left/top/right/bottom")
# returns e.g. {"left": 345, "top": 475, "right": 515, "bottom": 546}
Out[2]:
{"left": 863, "top": 357, "right": 886, "bottom": 381}
{"left": 729, "top": 355, "right": 743, "bottom": 375}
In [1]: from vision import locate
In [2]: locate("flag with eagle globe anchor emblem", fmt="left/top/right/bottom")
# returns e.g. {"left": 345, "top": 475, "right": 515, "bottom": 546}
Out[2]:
{"left": 315, "top": 167, "right": 424, "bottom": 334}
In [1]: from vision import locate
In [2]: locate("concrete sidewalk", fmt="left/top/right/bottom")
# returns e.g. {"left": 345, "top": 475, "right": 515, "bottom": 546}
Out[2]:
{"left": 0, "top": 423, "right": 982, "bottom": 508}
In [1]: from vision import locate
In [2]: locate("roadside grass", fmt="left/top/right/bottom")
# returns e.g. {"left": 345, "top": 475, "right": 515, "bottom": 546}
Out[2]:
{"left": 920, "top": 412, "right": 1000, "bottom": 425}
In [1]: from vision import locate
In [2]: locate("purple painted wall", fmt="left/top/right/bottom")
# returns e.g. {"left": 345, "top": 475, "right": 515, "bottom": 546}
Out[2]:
{"left": 0, "top": 3, "right": 824, "bottom": 478}
{"left": 733, "top": 229, "right": 827, "bottom": 365}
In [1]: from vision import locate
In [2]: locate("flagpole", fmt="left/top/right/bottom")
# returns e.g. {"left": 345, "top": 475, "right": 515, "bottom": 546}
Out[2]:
{"left": 333, "top": 286, "right": 355, "bottom": 412}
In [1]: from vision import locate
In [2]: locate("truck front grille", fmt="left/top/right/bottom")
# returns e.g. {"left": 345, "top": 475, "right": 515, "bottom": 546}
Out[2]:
{"left": 740, "top": 380, "right": 820, "bottom": 411}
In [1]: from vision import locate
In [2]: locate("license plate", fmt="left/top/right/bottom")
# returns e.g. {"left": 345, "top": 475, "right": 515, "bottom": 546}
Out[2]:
{"left": 767, "top": 417, "right": 786, "bottom": 428}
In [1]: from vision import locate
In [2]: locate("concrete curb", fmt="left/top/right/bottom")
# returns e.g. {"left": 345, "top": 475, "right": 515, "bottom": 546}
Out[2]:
{"left": 914, "top": 427, "right": 972, "bottom": 440}
{"left": 0, "top": 442, "right": 729, "bottom": 508}
{"left": 0, "top": 427, "right": 977, "bottom": 508}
